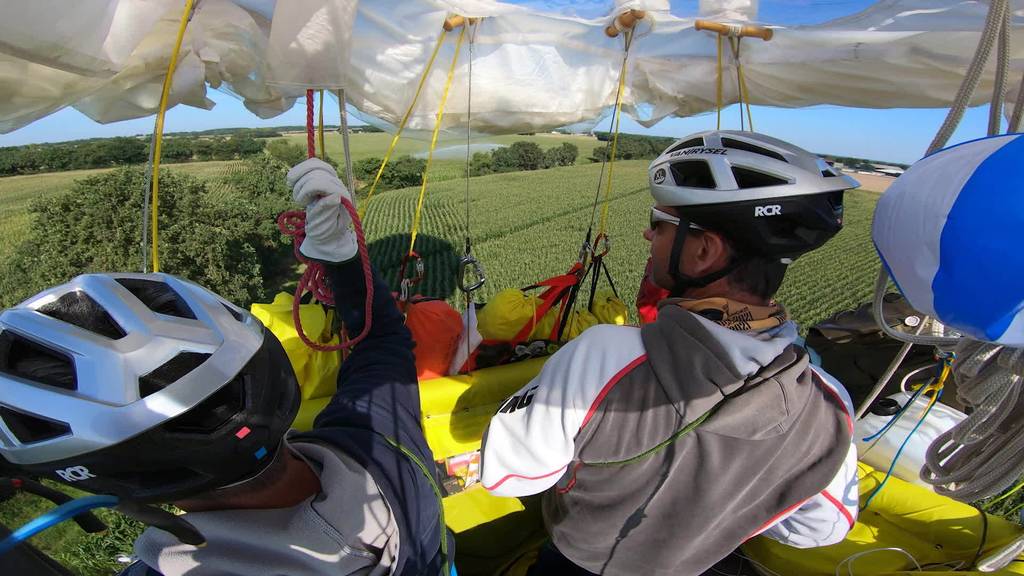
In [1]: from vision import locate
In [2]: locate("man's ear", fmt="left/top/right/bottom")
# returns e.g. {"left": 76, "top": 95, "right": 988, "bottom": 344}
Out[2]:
{"left": 691, "top": 231, "right": 732, "bottom": 276}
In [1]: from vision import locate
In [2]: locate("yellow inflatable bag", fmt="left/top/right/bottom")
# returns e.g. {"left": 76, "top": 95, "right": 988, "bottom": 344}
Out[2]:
{"left": 564, "top": 309, "right": 599, "bottom": 339}
{"left": 742, "top": 462, "right": 1024, "bottom": 575}
{"left": 477, "top": 288, "right": 541, "bottom": 341}
{"left": 591, "top": 289, "right": 629, "bottom": 325}
{"left": 530, "top": 307, "right": 558, "bottom": 341}
{"left": 250, "top": 293, "right": 340, "bottom": 401}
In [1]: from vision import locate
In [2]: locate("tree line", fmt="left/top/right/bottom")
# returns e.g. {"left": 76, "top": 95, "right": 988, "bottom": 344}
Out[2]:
{"left": 0, "top": 135, "right": 270, "bottom": 176}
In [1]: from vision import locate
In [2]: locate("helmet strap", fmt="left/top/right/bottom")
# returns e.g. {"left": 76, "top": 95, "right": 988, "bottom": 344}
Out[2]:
{"left": 666, "top": 217, "right": 744, "bottom": 297}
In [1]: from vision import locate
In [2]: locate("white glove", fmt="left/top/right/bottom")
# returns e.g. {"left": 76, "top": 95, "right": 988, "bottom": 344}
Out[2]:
{"left": 286, "top": 158, "right": 358, "bottom": 263}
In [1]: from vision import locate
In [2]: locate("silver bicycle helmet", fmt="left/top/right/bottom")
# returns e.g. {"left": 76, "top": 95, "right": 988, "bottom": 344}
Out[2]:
{"left": 0, "top": 273, "right": 299, "bottom": 503}
{"left": 648, "top": 131, "right": 859, "bottom": 293}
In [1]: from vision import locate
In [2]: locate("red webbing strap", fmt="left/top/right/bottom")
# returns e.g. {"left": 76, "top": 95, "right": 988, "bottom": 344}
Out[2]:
{"left": 510, "top": 263, "right": 584, "bottom": 343}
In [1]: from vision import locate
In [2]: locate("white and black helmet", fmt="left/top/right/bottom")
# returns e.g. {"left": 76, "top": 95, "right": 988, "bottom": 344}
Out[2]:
{"left": 0, "top": 273, "right": 300, "bottom": 503}
{"left": 649, "top": 130, "right": 859, "bottom": 262}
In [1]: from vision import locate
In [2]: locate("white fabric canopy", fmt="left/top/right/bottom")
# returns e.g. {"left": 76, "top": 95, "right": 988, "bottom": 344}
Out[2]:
{"left": 1, "top": 0, "right": 1022, "bottom": 134}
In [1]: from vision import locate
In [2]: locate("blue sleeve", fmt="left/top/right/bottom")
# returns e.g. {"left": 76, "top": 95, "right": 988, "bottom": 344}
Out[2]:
{"left": 312, "top": 258, "right": 425, "bottom": 441}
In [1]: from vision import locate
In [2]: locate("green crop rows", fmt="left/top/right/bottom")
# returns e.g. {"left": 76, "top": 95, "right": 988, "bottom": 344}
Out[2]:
{"left": 358, "top": 159, "right": 881, "bottom": 331}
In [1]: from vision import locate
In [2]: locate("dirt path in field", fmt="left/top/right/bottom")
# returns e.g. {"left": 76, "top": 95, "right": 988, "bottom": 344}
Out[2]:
{"left": 842, "top": 171, "right": 895, "bottom": 194}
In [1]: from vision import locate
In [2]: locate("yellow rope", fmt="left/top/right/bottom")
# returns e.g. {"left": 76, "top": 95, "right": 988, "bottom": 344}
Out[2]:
{"left": 735, "top": 39, "right": 755, "bottom": 131}
{"left": 597, "top": 32, "right": 632, "bottom": 238}
{"left": 150, "top": 0, "right": 195, "bottom": 273}
{"left": 716, "top": 34, "right": 723, "bottom": 130}
{"left": 408, "top": 26, "right": 466, "bottom": 256}
{"left": 317, "top": 89, "right": 325, "bottom": 159}
{"left": 359, "top": 29, "right": 450, "bottom": 220}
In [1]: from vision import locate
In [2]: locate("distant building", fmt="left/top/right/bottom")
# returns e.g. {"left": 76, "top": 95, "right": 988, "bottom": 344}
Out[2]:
{"left": 871, "top": 164, "right": 905, "bottom": 177}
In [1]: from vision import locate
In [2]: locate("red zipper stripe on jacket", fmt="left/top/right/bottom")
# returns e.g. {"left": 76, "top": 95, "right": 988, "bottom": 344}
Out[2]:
{"left": 746, "top": 373, "right": 856, "bottom": 539}
{"left": 810, "top": 370, "right": 853, "bottom": 434}
{"left": 482, "top": 464, "right": 568, "bottom": 492}
{"left": 821, "top": 489, "right": 855, "bottom": 528}
{"left": 580, "top": 354, "right": 648, "bottom": 431}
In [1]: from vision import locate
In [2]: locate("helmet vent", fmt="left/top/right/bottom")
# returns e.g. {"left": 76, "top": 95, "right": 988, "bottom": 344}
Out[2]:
{"left": 0, "top": 407, "right": 70, "bottom": 444}
{"left": 732, "top": 166, "right": 789, "bottom": 189}
{"left": 669, "top": 160, "right": 717, "bottom": 189}
{"left": 721, "top": 138, "right": 787, "bottom": 163}
{"left": 666, "top": 137, "right": 705, "bottom": 154}
{"left": 0, "top": 332, "right": 76, "bottom": 391}
{"left": 115, "top": 278, "right": 196, "bottom": 320}
{"left": 163, "top": 375, "right": 245, "bottom": 434}
{"left": 37, "top": 292, "right": 126, "bottom": 340}
{"left": 139, "top": 352, "right": 211, "bottom": 398}
{"left": 221, "top": 302, "right": 244, "bottom": 323}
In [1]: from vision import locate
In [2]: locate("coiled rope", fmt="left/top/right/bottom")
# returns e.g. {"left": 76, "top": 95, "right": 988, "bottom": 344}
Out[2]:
{"left": 923, "top": 342, "right": 1024, "bottom": 501}
{"left": 276, "top": 90, "right": 374, "bottom": 352}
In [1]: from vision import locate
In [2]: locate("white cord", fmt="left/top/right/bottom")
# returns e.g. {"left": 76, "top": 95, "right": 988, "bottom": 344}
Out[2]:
{"left": 899, "top": 365, "right": 937, "bottom": 394}
{"left": 835, "top": 548, "right": 922, "bottom": 576}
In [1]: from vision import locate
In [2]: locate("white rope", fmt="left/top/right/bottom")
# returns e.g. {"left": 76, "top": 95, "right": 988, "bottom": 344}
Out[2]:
{"left": 835, "top": 548, "right": 922, "bottom": 576}
{"left": 923, "top": 342, "right": 1024, "bottom": 501}
{"left": 928, "top": 0, "right": 1007, "bottom": 154}
{"left": 987, "top": 2, "right": 1010, "bottom": 137}
{"left": 337, "top": 89, "right": 354, "bottom": 192}
{"left": 1011, "top": 70, "right": 1024, "bottom": 133}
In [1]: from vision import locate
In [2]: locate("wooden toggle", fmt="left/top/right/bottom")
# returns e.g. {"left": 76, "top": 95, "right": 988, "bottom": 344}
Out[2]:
{"left": 695, "top": 19, "right": 773, "bottom": 41}
{"left": 605, "top": 9, "right": 647, "bottom": 38}
{"left": 443, "top": 15, "right": 480, "bottom": 31}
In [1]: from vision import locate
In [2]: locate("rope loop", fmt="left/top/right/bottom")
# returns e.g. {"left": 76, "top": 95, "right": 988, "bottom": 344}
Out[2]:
{"left": 275, "top": 90, "right": 376, "bottom": 353}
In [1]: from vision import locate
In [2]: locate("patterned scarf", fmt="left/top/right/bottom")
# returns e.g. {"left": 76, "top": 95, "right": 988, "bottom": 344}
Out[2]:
{"left": 673, "top": 297, "right": 789, "bottom": 332}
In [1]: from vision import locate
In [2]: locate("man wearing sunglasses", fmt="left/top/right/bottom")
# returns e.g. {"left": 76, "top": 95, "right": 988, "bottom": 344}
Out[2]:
{"left": 481, "top": 131, "right": 861, "bottom": 575}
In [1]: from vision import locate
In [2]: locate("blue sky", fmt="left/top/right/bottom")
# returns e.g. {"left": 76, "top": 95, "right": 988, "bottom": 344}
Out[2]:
{"left": 0, "top": 1, "right": 1005, "bottom": 165}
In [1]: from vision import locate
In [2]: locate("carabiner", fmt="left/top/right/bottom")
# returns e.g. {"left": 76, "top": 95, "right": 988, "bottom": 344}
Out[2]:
{"left": 458, "top": 254, "right": 486, "bottom": 293}
{"left": 593, "top": 233, "right": 612, "bottom": 258}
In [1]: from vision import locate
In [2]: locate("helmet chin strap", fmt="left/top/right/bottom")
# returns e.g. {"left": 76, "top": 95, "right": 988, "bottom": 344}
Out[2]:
{"left": 666, "top": 215, "right": 743, "bottom": 298}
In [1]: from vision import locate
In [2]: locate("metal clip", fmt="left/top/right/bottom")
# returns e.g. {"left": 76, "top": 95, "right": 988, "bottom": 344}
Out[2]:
{"left": 398, "top": 252, "right": 425, "bottom": 302}
{"left": 593, "top": 233, "right": 612, "bottom": 258}
{"left": 458, "top": 254, "right": 486, "bottom": 293}
{"left": 577, "top": 240, "right": 592, "bottom": 265}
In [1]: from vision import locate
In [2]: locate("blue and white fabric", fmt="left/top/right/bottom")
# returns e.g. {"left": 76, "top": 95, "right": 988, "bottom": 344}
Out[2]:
{"left": 872, "top": 134, "right": 1024, "bottom": 346}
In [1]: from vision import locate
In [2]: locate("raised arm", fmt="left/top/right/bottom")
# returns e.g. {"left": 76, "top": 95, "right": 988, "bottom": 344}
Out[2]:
{"left": 285, "top": 159, "right": 421, "bottom": 437}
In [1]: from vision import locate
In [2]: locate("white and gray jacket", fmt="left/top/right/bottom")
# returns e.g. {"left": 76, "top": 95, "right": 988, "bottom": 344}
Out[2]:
{"left": 133, "top": 441, "right": 400, "bottom": 576}
{"left": 480, "top": 304, "right": 858, "bottom": 576}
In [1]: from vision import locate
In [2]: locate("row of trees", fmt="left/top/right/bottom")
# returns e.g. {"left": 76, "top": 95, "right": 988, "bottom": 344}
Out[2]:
{"left": 590, "top": 133, "right": 675, "bottom": 162}
{"left": 469, "top": 141, "right": 579, "bottom": 176}
{"left": 0, "top": 155, "right": 295, "bottom": 308}
{"left": 0, "top": 135, "right": 267, "bottom": 176}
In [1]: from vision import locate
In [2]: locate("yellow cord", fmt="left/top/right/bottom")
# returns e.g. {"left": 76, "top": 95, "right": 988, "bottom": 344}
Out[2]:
{"left": 150, "top": 0, "right": 195, "bottom": 273}
{"left": 359, "top": 29, "right": 450, "bottom": 220}
{"left": 716, "top": 34, "right": 723, "bottom": 130}
{"left": 597, "top": 33, "right": 631, "bottom": 238}
{"left": 737, "top": 50, "right": 754, "bottom": 132}
{"left": 408, "top": 26, "right": 466, "bottom": 256}
{"left": 317, "top": 90, "right": 325, "bottom": 160}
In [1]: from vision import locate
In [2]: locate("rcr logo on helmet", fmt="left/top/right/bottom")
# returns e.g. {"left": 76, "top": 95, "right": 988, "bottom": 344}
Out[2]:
{"left": 652, "top": 168, "right": 667, "bottom": 184}
{"left": 754, "top": 205, "right": 782, "bottom": 217}
{"left": 55, "top": 465, "right": 96, "bottom": 482}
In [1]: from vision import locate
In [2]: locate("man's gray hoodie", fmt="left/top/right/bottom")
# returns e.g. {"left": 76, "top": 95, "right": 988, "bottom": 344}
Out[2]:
{"left": 480, "top": 304, "right": 858, "bottom": 576}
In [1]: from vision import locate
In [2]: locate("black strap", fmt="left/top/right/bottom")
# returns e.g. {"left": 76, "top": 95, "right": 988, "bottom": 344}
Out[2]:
{"left": 667, "top": 216, "right": 744, "bottom": 297}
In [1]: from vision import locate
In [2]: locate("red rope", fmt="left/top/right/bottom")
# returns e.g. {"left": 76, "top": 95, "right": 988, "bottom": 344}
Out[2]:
{"left": 273, "top": 90, "right": 374, "bottom": 352}
{"left": 305, "top": 89, "right": 316, "bottom": 159}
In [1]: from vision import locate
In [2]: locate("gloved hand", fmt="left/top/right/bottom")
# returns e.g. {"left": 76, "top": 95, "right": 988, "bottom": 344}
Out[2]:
{"left": 286, "top": 158, "right": 358, "bottom": 263}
